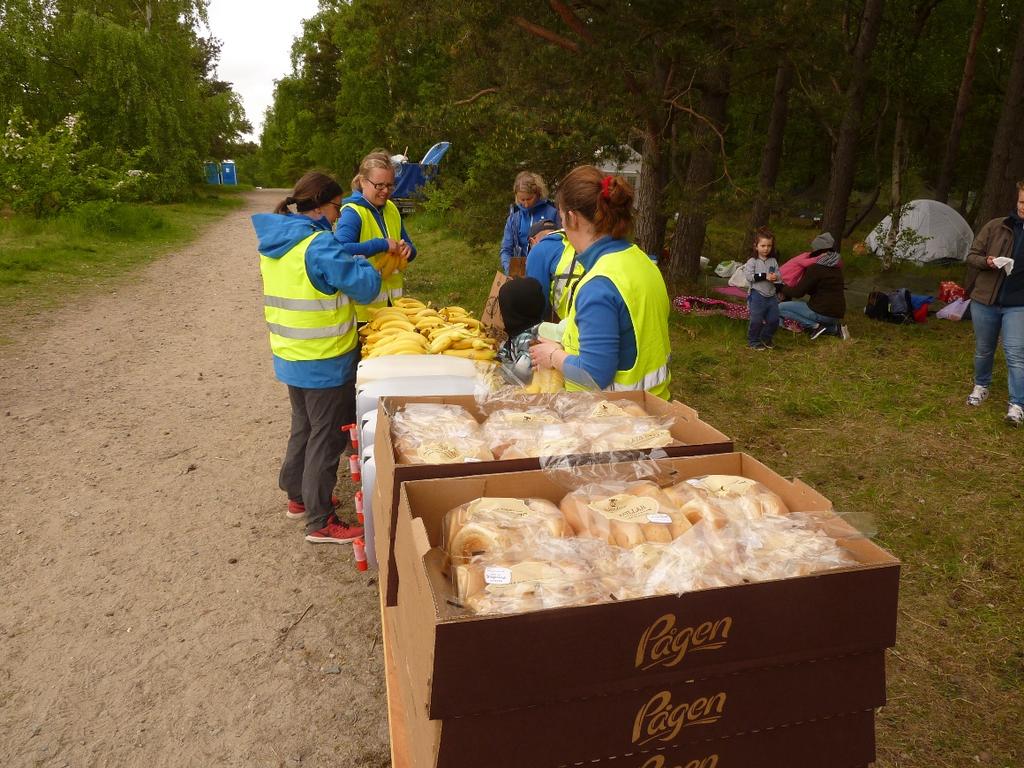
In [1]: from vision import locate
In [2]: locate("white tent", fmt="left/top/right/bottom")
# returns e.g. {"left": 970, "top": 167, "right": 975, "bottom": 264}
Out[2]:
{"left": 865, "top": 199, "right": 974, "bottom": 264}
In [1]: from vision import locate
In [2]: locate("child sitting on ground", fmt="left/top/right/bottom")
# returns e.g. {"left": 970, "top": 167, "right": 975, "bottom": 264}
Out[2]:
{"left": 743, "top": 227, "right": 782, "bottom": 350}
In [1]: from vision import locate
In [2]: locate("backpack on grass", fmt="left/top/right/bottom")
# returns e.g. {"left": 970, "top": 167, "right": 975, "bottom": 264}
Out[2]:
{"left": 864, "top": 288, "right": 913, "bottom": 324}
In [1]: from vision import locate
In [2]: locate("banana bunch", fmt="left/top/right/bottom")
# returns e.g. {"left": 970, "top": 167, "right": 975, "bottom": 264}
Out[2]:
{"left": 359, "top": 297, "right": 498, "bottom": 361}
{"left": 375, "top": 249, "right": 409, "bottom": 279}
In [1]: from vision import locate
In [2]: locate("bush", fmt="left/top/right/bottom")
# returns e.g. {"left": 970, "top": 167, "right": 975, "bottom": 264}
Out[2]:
{"left": 0, "top": 109, "right": 151, "bottom": 218}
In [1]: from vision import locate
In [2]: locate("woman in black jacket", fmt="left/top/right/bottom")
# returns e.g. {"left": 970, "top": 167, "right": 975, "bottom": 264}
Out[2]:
{"left": 778, "top": 232, "right": 849, "bottom": 340}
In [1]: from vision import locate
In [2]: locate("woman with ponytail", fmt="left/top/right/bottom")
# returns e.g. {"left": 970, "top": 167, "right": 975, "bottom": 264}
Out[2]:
{"left": 528, "top": 165, "right": 672, "bottom": 399}
{"left": 334, "top": 150, "right": 417, "bottom": 322}
{"left": 252, "top": 171, "right": 381, "bottom": 544}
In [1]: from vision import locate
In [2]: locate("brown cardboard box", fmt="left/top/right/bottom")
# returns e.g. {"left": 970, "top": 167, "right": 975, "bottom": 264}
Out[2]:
{"left": 393, "top": 453, "right": 899, "bottom": 719}
{"left": 382, "top": 602, "right": 879, "bottom": 768}
{"left": 372, "top": 392, "right": 733, "bottom": 606}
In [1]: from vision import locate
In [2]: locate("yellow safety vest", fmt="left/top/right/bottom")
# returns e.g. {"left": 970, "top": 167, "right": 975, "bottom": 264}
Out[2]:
{"left": 548, "top": 230, "right": 583, "bottom": 321}
{"left": 344, "top": 199, "right": 406, "bottom": 322}
{"left": 259, "top": 231, "right": 357, "bottom": 361}
{"left": 562, "top": 243, "right": 672, "bottom": 399}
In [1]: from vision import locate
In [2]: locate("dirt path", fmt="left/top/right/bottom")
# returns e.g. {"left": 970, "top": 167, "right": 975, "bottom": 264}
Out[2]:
{"left": 0, "top": 190, "right": 389, "bottom": 768}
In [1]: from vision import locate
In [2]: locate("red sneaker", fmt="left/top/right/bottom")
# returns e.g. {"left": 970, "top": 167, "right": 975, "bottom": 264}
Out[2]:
{"left": 286, "top": 495, "right": 341, "bottom": 520}
{"left": 304, "top": 521, "right": 363, "bottom": 545}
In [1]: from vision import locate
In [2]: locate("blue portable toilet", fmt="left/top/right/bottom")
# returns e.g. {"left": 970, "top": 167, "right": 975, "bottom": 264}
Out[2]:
{"left": 203, "top": 161, "right": 221, "bottom": 185}
{"left": 220, "top": 160, "right": 237, "bottom": 185}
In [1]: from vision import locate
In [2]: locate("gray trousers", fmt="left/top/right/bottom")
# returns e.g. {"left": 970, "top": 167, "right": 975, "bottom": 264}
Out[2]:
{"left": 279, "top": 383, "right": 352, "bottom": 532}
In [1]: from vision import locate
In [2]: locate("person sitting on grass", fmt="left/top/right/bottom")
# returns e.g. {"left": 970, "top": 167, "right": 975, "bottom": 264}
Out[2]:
{"left": 742, "top": 226, "right": 782, "bottom": 350}
{"left": 778, "top": 232, "right": 850, "bottom": 340}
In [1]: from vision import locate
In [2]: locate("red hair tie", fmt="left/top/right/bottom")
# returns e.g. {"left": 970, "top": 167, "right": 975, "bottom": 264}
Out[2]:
{"left": 600, "top": 175, "right": 613, "bottom": 199}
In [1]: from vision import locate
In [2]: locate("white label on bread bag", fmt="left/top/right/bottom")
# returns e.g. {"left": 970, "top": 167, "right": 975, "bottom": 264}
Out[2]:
{"left": 484, "top": 566, "right": 512, "bottom": 585}
{"left": 592, "top": 400, "right": 629, "bottom": 418}
{"left": 589, "top": 494, "right": 659, "bottom": 523}
{"left": 626, "top": 429, "right": 673, "bottom": 449}
{"left": 417, "top": 442, "right": 464, "bottom": 463}
{"left": 467, "top": 498, "right": 534, "bottom": 520}
{"left": 700, "top": 475, "right": 758, "bottom": 497}
{"left": 647, "top": 513, "right": 673, "bottom": 524}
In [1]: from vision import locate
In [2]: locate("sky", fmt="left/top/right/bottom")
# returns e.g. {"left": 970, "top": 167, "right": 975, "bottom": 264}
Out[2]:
{"left": 203, "top": 0, "right": 322, "bottom": 143}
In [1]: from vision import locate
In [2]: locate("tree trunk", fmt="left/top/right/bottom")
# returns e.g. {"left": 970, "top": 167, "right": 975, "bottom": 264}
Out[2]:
{"left": 633, "top": 130, "right": 669, "bottom": 258}
{"left": 977, "top": 12, "right": 1024, "bottom": 226}
{"left": 935, "top": 0, "right": 987, "bottom": 204}
{"left": 745, "top": 57, "right": 792, "bottom": 255}
{"left": 667, "top": 56, "right": 732, "bottom": 289}
{"left": 821, "top": 0, "right": 885, "bottom": 248}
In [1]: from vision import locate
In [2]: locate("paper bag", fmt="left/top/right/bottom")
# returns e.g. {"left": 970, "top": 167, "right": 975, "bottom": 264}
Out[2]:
{"left": 481, "top": 271, "right": 509, "bottom": 334}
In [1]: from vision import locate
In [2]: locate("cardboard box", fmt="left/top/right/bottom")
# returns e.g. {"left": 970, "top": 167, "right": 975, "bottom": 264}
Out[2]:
{"left": 393, "top": 453, "right": 900, "bottom": 719}
{"left": 382, "top": 603, "right": 878, "bottom": 768}
{"left": 373, "top": 392, "right": 733, "bottom": 606}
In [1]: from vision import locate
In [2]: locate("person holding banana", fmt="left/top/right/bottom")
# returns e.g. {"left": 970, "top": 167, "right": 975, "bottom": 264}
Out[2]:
{"left": 334, "top": 149, "right": 418, "bottom": 323}
{"left": 528, "top": 166, "right": 672, "bottom": 399}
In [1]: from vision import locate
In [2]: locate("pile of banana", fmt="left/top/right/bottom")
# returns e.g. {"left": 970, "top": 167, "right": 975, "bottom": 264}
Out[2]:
{"left": 359, "top": 297, "right": 498, "bottom": 360}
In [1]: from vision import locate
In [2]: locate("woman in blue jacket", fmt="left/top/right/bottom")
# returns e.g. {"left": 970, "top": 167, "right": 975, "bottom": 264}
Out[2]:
{"left": 252, "top": 171, "right": 381, "bottom": 545}
{"left": 499, "top": 171, "right": 560, "bottom": 275}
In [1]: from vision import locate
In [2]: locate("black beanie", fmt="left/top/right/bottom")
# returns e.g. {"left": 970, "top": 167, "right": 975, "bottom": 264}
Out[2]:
{"left": 498, "top": 277, "right": 546, "bottom": 337}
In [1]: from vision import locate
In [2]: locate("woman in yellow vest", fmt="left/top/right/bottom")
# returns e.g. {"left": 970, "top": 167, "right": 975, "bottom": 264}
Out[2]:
{"left": 334, "top": 150, "right": 417, "bottom": 322}
{"left": 252, "top": 171, "right": 381, "bottom": 544}
{"left": 529, "top": 166, "right": 672, "bottom": 399}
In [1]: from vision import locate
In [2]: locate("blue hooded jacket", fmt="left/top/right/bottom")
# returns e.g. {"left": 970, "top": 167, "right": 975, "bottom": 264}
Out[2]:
{"left": 334, "top": 191, "right": 417, "bottom": 261}
{"left": 500, "top": 198, "right": 560, "bottom": 274}
{"left": 252, "top": 212, "right": 381, "bottom": 388}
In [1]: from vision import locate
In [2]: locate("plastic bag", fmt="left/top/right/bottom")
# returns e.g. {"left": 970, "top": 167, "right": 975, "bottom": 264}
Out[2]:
{"left": 714, "top": 260, "right": 740, "bottom": 278}
{"left": 443, "top": 496, "right": 571, "bottom": 565}
{"left": 559, "top": 479, "right": 693, "bottom": 548}
{"left": 451, "top": 536, "right": 619, "bottom": 614}
{"left": 391, "top": 403, "right": 494, "bottom": 464}
{"left": 936, "top": 297, "right": 970, "bottom": 321}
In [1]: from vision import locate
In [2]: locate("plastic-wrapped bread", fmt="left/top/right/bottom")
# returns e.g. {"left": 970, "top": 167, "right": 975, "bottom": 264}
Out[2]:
{"left": 392, "top": 403, "right": 493, "bottom": 463}
{"left": 685, "top": 474, "right": 790, "bottom": 520}
{"left": 392, "top": 403, "right": 480, "bottom": 437}
{"left": 559, "top": 481, "right": 691, "bottom": 548}
{"left": 453, "top": 536, "right": 617, "bottom": 614}
{"left": 663, "top": 480, "right": 720, "bottom": 525}
{"left": 498, "top": 423, "right": 588, "bottom": 460}
{"left": 588, "top": 417, "right": 678, "bottom": 452}
{"left": 480, "top": 409, "right": 573, "bottom": 458}
{"left": 444, "top": 497, "right": 570, "bottom": 563}
{"left": 394, "top": 433, "right": 494, "bottom": 464}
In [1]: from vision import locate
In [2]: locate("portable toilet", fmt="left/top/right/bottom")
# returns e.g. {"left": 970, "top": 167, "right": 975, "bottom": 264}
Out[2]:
{"left": 203, "top": 161, "right": 221, "bottom": 185}
{"left": 220, "top": 160, "right": 237, "bottom": 185}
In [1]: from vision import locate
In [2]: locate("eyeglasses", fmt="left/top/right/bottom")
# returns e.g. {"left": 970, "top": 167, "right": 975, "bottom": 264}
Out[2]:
{"left": 323, "top": 201, "right": 342, "bottom": 211}
{"left": 365, "top": 180, "right": 395, "bottom": 191}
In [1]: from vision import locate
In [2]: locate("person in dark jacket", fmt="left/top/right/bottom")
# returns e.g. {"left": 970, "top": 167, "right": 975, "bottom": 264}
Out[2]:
{"left": 778, "top": 232, "right": 850, "bottom": 340}
{"left": 499, "top": 171, "right": 560, "bottom": 275}
{"left": 964, "top": 180, "right": 1024, "bottom": 426}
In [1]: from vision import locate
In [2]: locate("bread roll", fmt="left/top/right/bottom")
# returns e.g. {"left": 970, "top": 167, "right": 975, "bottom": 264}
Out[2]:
{"left": 561, "top": 482, "right": 691, "bottom": 548}
{"left": 444, "top": 497, "right": 570, "bottom": 563}
{"left": 689, "top": 474, "right": 790, "bottom": 519}
{"left": 589, "top": 419, "right": 676, "bottom": 452}
{"left": 394, "top": 435, "right": 494, "bottom": 465}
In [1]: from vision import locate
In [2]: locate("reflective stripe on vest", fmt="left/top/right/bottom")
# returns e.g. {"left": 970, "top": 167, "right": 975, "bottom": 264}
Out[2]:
{"left": 259, "top": 231, "right": 358, "bottom": 362}
{"left": 562, "top": 243, "right": 672, "bottom": 399}
{"left": 345, "top": 199, "right": 406, "bottom": 321}
{"left": 548, "top": 231, "right": 582, "bottom": 320}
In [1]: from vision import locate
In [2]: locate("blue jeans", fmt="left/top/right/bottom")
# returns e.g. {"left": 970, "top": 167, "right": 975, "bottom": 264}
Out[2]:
{"left": 747, "top": 292, "right": 779, "bottom": 346}
{"left": 971, "top": 301, "right": 1024, "bottom": 406}
{"left": 778, "top": 300, "right": 840, "bottom": 332}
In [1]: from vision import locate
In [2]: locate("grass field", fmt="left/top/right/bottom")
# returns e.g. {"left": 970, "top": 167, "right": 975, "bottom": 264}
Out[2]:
{"left": 0, "top": 188, "right": 247, "bottom": 339}
{"left": 3, "top": 196, "right": 1017, "bottom": 766}
{"left": 407, "top": 211, "right": 1022, "bottom": 768}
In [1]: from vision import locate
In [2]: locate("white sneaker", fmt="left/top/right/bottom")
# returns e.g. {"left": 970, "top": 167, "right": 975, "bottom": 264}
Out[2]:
{"left": 967, "top": 385, "right": 989, "bottom": 406}
{"left": 838, "top": 324, "right": 851, "bottom": 341}
{"left": 1006, "top": 403, "right": 1024, "bottom": 427}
